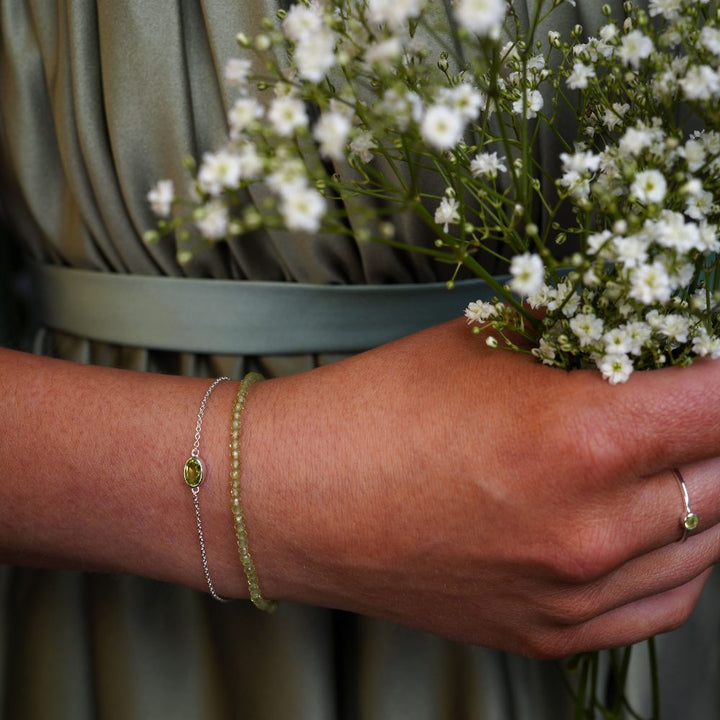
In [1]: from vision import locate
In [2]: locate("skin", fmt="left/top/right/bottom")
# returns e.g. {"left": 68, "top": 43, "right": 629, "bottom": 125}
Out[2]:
{"left": 2, "top": 317, "right": 720, "bottom": 659}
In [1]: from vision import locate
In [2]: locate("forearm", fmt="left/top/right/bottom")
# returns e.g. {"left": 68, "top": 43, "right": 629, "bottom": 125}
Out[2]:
{"left": 0, "top": 347, "right": 245, "bottom": 595}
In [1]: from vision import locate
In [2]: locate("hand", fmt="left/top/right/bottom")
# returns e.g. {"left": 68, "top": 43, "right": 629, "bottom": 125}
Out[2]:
{"left": 242, "top": 318, "right": 720, "bottom": 658}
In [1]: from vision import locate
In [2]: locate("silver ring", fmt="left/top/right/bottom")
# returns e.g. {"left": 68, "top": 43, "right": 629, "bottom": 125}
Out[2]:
{"left": 673, "top": 468, "right": 699, "bottom": 543}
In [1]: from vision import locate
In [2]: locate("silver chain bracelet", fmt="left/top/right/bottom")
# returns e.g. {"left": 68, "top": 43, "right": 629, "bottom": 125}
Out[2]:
{"left": 184, "top": 376, "right": 231, "bottom": 601}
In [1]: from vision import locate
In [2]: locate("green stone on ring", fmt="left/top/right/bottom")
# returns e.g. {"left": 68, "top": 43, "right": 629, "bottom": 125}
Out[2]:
{"left": 683, "top": 512, "right": 699, "bottom": 532}
{"left": 184, "top": 457, "right": 204, "bottom": 488}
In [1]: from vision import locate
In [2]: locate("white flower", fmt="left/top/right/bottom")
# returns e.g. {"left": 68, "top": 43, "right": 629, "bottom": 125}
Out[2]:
{"left": 614, "top": 234, "right": 649, "bottom": 267}
{"left": 380, "top": 89, "right": 423, "bottom": 130}
{"left": 367, "top": 0, "right": 425, "bottom": 29}
{"left": 279, "top": 186, "right": 326, "bottom": 231}
{"left": 313, "top": 111, "right": 351, "bottom": 160}
{"left": 454, "top": 0, "right": 506, "bottom": 38}
{"left": 229, "top": 98, "right": 264, "bottom": 138}
{"left": 569, "top": 313, "right": 604, "bottom": 347}
{"left": 234, "top": 142, "right": 264, "bottom": 181}
{"left": 701, "top": 26, "right": 720, "bottom": 56}
{"left": 680, "top": 65, "right": 720, "bottom": 101}
{"left": 434, "top": 194, "right": 460, "bottom": 232}
{"left": 147, "top": 179, "right": 174, "bottom": 218}
{"left": 225, "top": 58, "right": 253, "bottom": 88}
{"left": 197, "top": 150, "right": 244, "bottom": 196}
{"left": 195, "top": 200, "right": 229, "bottom": 239}
{"left": 603, "top": 327, "right": 632, "bottom": 355}
{"left": 602, "top": 103, "right": 630, "bottom": 131}
{"left": 531, "top": 338, "right": 557, "bottom": 365}
{"left": 420, "top": 104, "right": 465, "bottom": 151}
{"left": 599, "top": 23, "right": 619, "bottom": 42}
{"left": 654, "top": 211, "right": 702, "bottom": 252}
{"left": 567, "top": 62, "right": 596, "bottom": 90}
{"left": 294, "top": 30, "right": 336, "bottom": 82}
{"left": 692, "top": 330, "right": 720, "bottom": 358}
{"left": 509, "top": 252, "right": 544, "bottom": 297}
{"left": 630, "top": 261, "right": 672, "bottom": 305}
{"left": 625, "top": 321, "right": 652, "bottom": 355}
{"left": 349, "top": 131, "right": 376, "bottom": 163}
{"left": 681, "top": 138, "right": 707, "bottom": 172}
{"left": 283, "top": 3, "right": 324, "bottom": 42}
{"left": 441, "top": 83, "right": 485, "bottom": 122}
{"left": 365, "top": 37, "right": 403, "bottom": 65}
{"left": 470, "top": 151, "right": 507, "bottom": 179}
{"left": 266, "top": 159, "right": 308, "bottom": 197}
{"left": 268, "top": 96, "right": 309, "bottom": 136}
{"left": 657, "top": 313, "right": 690, "bottom": 343}
{"left": 697, "top": 222, "right": 720, "bottom": 253}
{"left": 630, "top": 169, "right": 667, "bottom": 205}
{"left": 598, "top": 353, "right": 634, "bottom": 384}
{"left": 561, "top": 150, "right": 602, "bottom": 175}
{"left": 512, "top": 89, "right": 544, "bottom": 119}
{"left": 465, "top": 300, "right": 498, "bottom": 323}
{"left": 617, "top": 30, "right": 654, "bottom": 69}
{"left": 619, "top": 125, "right": 657, "bottom": 156}
{"left": 648, "top": 0, "right": 682, "bottom": 18}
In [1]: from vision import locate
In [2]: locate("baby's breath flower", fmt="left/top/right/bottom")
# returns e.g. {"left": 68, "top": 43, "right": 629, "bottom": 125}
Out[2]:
{"left": 229, "top": 97, "right": 264, "bottom": 137}
{"left": 195, "top": 200, "right": 229, "bottom": 239}
{"left": 648, "top": 0, "right": 684, "bottom": 20}
{"left": 420, "top": 104, "right": 465, "bottom": 151}
{"left": 294, "top": 30, "right": 336, "bottom": 82}
{"left": 268, "top": 96, "right": 309, "bottom": 136}
{"left": 365, "top": 37, "right": 403, "bottom": 65}
{"left": 465, "top": 300, "right": 498, "bottom": 323}
{"left": 225, "top": 58, "right": 253, "bottom": 88}
{"left": 313, "top": 111, "right": 351, "bottom": 160}
{"left": 349, "top": 131, "right": 376, "bottom": 163}
{"left": 569, "top": 313, "right": 604, "bottom": 346}
{"left": 630, "top": 169, "right": 667, "bottom": 205}
{"left": 511, "top": 89, "right": 544, "bottom": 119}
{"left": 700, "top": 26, "right": 720, "bottom": 56}
{"left": 434, "top": 192, "right": 461, "bottom": 233}
{"left": 367, "top": 0, "right": 425, "bottom": 30}
{"left": 197, "top": 150, "right": 244, "bottom": 196}
{"left": 680, "top": 65, "right": 720, "bottom": 101}
{"left": 453, "top": 0, "right": 506, "bottom": 38}
{"left": 567, "top": 62, "right": 596, "bottom": 89}
{"left": 470, "top": 151, "right": 507, "bottom": 179}
{"left": 509, "top": 252, "right": 544, "bottom": 297}
{"left": 279, "top": 186, "right": 326, "bottom": 231}
{"left": 147, "top": 179, "right": 174, "bottom": 218}
{"left": 282, "top": 3, "right": 324, "bottom": 41}
{"left": 598, "top": 353, "right": 634, "bottom": 384}
{"left": 630, "top": 260, "right": 673, "bottom": 305}
{"left": 618, "top": 29, "right": 654, "bottom": 69}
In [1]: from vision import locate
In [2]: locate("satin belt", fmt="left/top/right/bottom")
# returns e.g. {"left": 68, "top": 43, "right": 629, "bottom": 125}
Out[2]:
{"left": 31, "top": 265, "right": 502, "bottom": 354}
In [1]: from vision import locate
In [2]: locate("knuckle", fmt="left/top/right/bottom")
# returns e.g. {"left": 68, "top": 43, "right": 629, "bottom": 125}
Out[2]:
{"left": 546, "top": 524, "right": 621, "bottom": 585}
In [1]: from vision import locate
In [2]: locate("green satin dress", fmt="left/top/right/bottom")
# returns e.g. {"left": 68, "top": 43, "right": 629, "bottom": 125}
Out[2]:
{"left": 1, "top": 2, "right": 719, "bottom": 718}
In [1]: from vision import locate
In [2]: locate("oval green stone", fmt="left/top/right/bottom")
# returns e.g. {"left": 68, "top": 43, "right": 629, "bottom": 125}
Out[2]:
{"left": 184, "top": 457, "right": 204, "bottom": 488}
{"left": 684, "top": 513, "right": 699, "bottom": 532}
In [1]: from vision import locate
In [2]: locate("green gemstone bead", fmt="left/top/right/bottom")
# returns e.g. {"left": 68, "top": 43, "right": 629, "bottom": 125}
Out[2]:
{"left": 184, "top": 457, "right": 204, "bottom": 488}
{"left": 684, "top": 512, "right": 699, "bottom": 532}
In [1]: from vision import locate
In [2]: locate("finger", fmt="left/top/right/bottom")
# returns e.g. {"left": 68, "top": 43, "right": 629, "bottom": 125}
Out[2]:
{"left": 545, "top": 569, "right": 712, "bottom": 659}
{"left": 622, "top": 457, "right": 720, "bottom": 554}
{"left": 544, "top": 517, "right": 720, "bottom": 633}
{"left": 568, "top": 358, "right": 720, "bottom": 479}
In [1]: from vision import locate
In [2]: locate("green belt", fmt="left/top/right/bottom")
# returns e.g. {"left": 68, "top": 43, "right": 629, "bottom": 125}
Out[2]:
{"left": 31, "top": 265, "right": 500, "bottom": 354}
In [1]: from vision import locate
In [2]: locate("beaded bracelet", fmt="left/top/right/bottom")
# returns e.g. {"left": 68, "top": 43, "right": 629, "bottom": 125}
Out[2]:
{"left": 229, "top": 372, "right": 278, "bottom": 613}
{"left": 185, "top": 376, "right": 231, "bottom": 602}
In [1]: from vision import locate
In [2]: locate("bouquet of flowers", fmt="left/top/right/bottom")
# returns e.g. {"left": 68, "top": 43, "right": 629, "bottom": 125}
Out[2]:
{"left": 147, "top": 0, "right": 720, "bottom": 715}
